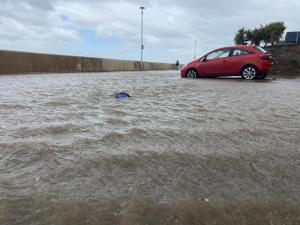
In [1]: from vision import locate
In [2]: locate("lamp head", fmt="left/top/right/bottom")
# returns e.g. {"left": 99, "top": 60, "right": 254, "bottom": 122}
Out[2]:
{"left": 140, "top": 6, "right": 145, "bottom": 10}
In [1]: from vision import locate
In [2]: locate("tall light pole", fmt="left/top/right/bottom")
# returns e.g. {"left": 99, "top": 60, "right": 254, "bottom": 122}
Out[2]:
{"left": 140, "top": 6, "right": 145, "bottom": 70}
{"left": 194, "top": 41, "right": 197, "bottom": 59}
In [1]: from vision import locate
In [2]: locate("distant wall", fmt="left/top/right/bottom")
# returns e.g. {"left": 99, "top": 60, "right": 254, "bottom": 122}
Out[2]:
{"left": 265, "top": 45, "right": 300, "bottom": 76}
{"left": 0, "top": 50, "right": 176, "bottom": 75}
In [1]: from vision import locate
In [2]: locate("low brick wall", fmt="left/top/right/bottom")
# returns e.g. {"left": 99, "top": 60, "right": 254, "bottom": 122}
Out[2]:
{"left": 0, "top": 50, "right": 176, "bottom": 75}
{"left": 265, "top": 45, "right": 300, "bottom": 76}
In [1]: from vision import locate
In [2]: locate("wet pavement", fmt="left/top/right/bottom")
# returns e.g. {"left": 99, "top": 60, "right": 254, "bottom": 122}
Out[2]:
{"left": 0, "top": 71, "right": 300, "bottom": 224}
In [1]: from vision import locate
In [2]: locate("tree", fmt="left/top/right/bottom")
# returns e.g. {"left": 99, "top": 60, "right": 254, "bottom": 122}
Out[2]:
{"left": 234, "top": 28, "right": 247, "bottom": 45}
{"left": 246, "top": 28, "right": 264, "bottom": 46}
{"left": 265, "top": 22, "right": 286, "bottom": 46}
{"left": 234, "top": 22, "right": 287, "bottom": 46}
{"left": 260, "top": 24, "right": 270, "bottom": 47}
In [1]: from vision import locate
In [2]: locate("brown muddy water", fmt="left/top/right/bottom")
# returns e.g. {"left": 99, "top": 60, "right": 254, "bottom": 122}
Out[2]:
{"left": 0, "top": 71, "right": 299, "bottom": 225}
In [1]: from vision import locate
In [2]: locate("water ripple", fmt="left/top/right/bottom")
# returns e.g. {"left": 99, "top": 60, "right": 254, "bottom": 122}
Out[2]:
{"left": 0, "top": 71, "right": 299, "bottom": 224}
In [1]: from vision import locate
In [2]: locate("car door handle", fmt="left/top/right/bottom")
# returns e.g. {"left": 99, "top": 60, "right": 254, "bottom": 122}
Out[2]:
{"left": 221, "top": 60, "right": 227, "bottom": 62}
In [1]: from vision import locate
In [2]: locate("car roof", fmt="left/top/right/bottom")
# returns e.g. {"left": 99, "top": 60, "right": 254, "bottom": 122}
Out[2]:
{"left": 205, "top": 45, "right": 257, "bottom": 55}
{"left": 220, "top": 45, "right": 256, "bottom": 50}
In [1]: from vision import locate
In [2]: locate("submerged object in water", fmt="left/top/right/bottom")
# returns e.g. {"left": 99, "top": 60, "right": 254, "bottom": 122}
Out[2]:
{"left": 115, "top": 92, "right": 131, "bottom": 99}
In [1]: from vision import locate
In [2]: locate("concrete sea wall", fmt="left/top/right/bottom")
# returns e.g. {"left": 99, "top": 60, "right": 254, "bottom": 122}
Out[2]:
{"left": 0, "top": 50, "right": 176, "bottom": 75}
{"left": 265, "top": 44, "right": 300, "bottom": 77}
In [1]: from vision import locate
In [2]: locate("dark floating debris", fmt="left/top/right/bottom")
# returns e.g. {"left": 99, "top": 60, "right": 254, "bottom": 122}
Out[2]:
{"left": 115, "top": 92, "right": 131, "bottom": 99}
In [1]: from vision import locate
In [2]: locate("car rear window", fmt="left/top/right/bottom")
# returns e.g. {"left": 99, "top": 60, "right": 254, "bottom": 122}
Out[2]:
{"left": 255, "top": 46, "right": 267, "bottom": 54}
{"left": 232, "top": 49, "right": 251, "bottom": 56}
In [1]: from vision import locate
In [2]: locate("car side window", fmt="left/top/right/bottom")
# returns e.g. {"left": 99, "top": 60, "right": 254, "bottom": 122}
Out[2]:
{"left": 206, "top": 49, "right": 230, "bottom": 60}
{"left": 232, "top": 49, "right": 250, "bottom": 56}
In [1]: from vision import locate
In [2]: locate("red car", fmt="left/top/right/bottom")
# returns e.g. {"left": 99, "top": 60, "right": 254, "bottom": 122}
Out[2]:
{"left": 181, "top": 45, "right": 273, "bottom": 80}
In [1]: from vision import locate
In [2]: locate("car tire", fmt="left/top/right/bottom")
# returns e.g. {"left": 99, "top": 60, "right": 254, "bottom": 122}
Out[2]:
{"left": 186, "top": 69, "right": 199, "bottom": 79}
{"left": 241, "top": 65, "right": 258, "bottom": 80}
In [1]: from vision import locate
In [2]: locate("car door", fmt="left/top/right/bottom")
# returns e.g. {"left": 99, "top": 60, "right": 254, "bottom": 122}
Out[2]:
{"left": 226, "top": 49, "right": 253, "bottom": 75}
{"left": 199, "top": 49, "right": 231, "bottom": 76}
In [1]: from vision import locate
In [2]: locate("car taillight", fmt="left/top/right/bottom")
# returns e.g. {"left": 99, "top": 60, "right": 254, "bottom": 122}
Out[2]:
{"left": 258, "top": 54, "right": 272, "bottom": 63}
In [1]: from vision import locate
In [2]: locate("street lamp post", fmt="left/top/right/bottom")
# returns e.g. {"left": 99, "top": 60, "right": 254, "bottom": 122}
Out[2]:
{"left": 140, "top": 6, "right": 145, "bottom": 70}
{"left": 194, "top": 41, "right": 197, "bottom": 59}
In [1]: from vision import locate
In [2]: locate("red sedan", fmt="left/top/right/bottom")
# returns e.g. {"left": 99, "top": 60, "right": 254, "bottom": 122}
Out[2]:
{"left": 181, "top": 45, "right": 273, "bottom": 80}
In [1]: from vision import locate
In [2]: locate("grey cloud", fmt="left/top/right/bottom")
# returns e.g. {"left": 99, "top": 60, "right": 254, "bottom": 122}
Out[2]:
{"left": 22, "top": 0, "right": 57, "bottom": 11}
{"left": 0, "top": 0, "right": 79, "bottom": 53}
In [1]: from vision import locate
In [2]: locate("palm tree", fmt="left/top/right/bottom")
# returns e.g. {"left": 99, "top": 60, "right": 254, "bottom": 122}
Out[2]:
{"left": 246, "top": 28, "right": 263, "bottom": 46}
{"left": 234, "top": 28, "right": 247, "bottom": 45}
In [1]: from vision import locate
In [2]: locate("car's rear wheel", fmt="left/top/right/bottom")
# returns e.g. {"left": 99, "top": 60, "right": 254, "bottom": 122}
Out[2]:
{"left": 241, "top": 65, "right": 258, "bottom": 80}
{"left": 186, "top": 69, "right": 198, "bottom": 79}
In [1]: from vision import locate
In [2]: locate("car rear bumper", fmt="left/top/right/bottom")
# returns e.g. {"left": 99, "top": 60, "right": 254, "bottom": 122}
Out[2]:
{"left": 260, "top": 61, "right": 273, "bottom": 73}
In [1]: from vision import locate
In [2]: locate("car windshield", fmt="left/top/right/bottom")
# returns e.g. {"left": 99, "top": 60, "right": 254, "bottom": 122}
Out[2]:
{"left": 255, "top": 46, "right": 267, "bottom": 54}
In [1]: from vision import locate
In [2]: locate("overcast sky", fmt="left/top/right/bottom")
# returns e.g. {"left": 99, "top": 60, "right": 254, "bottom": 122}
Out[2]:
{"left": 0, "top": 0, "right": 299, "bottom": 64}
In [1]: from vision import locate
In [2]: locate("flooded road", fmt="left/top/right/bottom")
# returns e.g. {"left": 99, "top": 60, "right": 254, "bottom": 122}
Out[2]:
{"left": 0, "top": 71, "right": 300, "bottom": 224}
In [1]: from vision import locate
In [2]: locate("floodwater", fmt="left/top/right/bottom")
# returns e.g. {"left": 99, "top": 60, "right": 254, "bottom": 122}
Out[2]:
{"left": 0, "top": 71, "right": 299, "bottom": 225}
